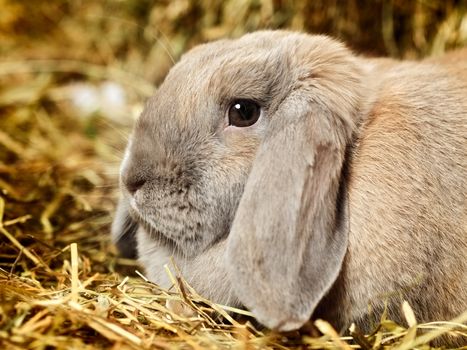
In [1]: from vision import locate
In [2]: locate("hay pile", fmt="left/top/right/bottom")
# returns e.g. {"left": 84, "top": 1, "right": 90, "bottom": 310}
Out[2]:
{"left": 1, "top": 1, "right": 466, "bottom": 349}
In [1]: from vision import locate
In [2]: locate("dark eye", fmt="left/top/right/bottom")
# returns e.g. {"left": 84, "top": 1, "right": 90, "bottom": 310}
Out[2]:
{"left": 228, "top": 99, "right": 261, "bottom": 127}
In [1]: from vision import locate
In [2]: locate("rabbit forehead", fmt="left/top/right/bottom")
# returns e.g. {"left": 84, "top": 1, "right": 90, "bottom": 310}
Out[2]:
{"left": 167, "top": 39, "right": 288, "bottom": 107}
{"left": 157, "top": 31, "right": 352, "bottom": 108}
{"left": 136, "top": 47, "right": 286, "bottom": 140}
{"left": 135, "top": 31, "right": 358, "bottom": 145}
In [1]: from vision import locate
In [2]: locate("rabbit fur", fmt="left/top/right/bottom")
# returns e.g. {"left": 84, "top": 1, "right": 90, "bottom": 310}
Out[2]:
{"left": 112, "top": 31, "right": 467, "bottom": 341}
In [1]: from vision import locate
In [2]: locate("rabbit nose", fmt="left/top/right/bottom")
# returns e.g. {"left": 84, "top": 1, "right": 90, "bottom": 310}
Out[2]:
{"left": 124, "top": 177, "right": 147, "bottom": 195}
{"left": 122, "top": 164, "right": 150, "bottom": 195}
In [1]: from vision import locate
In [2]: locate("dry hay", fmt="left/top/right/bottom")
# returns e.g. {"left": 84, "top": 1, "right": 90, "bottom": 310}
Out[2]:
{"left": 1, "top": 1, "right": 466, "bottom": 349}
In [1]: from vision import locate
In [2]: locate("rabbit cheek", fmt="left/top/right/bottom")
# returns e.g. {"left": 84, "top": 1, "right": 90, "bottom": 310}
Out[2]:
{"left": 222, "top": 125, "right": 263, "bottom": 165}
{"left": 132, "top": 182, "right": 206, "bottom": 252}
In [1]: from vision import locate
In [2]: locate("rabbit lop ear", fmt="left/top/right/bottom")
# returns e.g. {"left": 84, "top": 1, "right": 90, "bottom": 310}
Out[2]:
{"left": 226, "top": 34, "right": 362, "bottom": 331}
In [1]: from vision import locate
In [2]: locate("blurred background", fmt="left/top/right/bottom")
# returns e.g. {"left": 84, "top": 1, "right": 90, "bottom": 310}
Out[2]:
{"left": 2, "top": 0, "right": 467, "bottom": 85}
{"left": 0, "top": 0, "right": 466, "bottom": 283}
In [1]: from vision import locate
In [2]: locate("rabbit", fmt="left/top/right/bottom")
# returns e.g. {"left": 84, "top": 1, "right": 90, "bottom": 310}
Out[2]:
{"left": 112, "top": 30, "right": 467, "bottom": 343}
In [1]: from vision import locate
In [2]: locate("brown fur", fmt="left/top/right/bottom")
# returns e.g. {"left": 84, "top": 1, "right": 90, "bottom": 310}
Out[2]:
{"left": 112, "top": 31, "right": 467, "bottom": 345}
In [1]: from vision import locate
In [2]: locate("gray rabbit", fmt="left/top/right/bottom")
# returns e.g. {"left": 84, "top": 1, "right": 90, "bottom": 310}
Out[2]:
{"left": 112, "top": 31, "right": 467, "bottom": 344}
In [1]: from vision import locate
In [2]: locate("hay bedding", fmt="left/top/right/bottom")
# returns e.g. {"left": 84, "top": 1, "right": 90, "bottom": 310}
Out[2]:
{"left": 1, "top": 2, "right": 467, "bottom": 349}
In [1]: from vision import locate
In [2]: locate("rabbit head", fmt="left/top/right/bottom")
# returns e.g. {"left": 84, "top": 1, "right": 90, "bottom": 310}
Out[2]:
{"left": 112, "top": 30, "right": 362, "bottom": 320}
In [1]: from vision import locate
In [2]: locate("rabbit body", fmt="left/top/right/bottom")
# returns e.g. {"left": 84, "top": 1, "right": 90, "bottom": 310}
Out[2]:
{"left": 317, "top": 56, "right": 467, "bottom": 329}
{"left": 112, "top": 31, "right": 467, "bottom": 342}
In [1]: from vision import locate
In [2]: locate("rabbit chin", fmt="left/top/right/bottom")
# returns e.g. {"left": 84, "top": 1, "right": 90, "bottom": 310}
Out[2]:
{"left": 136, "top": 226, "right": 241, "bottom": 308}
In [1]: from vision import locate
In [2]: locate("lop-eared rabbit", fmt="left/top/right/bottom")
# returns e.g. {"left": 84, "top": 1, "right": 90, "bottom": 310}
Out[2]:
{"left": 112, "top": 31, "right": 466, "bottom": 344}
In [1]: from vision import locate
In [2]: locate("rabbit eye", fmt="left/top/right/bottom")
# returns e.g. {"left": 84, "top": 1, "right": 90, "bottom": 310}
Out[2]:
{"left": 228, "top": 99, "right": 260, "bottom": 127}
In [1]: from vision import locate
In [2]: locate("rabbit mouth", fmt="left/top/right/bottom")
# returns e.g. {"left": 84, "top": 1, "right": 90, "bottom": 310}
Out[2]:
{"left": 139, "top": 220, "right": 180, "bottom": 253}
{"left": 128, "top": 207, "right": 178, "bottom": 248}
{"left": 124, "top": 174, "right": 237, "bottom": 257}
{"left": 128, "top": 204, "right": 212, "bottom": 257}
